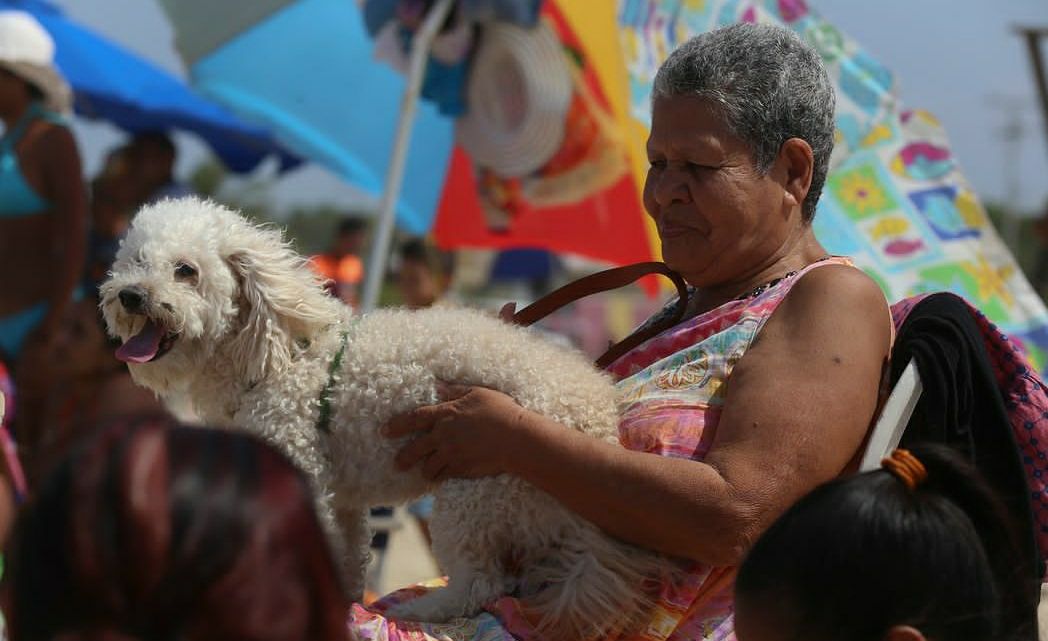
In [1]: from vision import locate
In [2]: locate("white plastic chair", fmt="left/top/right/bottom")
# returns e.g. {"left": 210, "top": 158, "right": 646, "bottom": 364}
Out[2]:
{"left": 858, "top": 358, "right": 923, "bottom": 472}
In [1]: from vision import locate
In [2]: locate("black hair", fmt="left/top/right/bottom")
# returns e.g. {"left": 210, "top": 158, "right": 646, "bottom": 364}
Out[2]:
{"left": 399, "top": 237, "right": 430, "bottom": 263}
{"left": 131, "top": 131, "right": 176, "bottom": 157}
{"left": 336, "top": 217, "right": 367, "bottom": 236}
{"left": 735, "top": 444, "right": 1036, "bottom": 641}
{"left": 8, "top": 415, "right": 348, "bottom": 641}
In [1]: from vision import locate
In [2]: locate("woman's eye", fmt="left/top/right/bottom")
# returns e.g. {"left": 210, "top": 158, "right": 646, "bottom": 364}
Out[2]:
{"left": 174, "top": 263, "right": 197, "bottom": 279}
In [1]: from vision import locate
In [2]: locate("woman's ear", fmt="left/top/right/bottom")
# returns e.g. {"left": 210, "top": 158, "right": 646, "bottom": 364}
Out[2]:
{"left": 883, "top": 625, "right": 926, "bottom": 641}
{"left": 777, "top": 137, "right": 814, "bottom": 212}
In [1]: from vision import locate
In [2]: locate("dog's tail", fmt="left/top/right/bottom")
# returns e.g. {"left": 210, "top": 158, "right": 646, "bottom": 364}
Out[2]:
{"left": 518, "top": 524, "right": 679, "bottom": 641}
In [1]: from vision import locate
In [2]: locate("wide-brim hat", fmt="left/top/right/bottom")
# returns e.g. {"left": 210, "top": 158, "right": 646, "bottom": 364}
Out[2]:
{"left": 455, "top": 21, "right": 572, "bottom": 178}
{"left": 0, "top": 10, "right": 72, "bottom": 114}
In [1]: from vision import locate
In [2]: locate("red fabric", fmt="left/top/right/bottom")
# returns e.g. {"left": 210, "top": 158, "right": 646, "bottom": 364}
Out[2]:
{"left": 434, "top": 148, "right": 653, "bottom": 265}
{"left": 432, "top": 2, "right": 658, "bottom": 292}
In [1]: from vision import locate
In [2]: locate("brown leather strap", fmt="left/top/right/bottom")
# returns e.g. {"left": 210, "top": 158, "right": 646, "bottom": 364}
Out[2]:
{"left": 511, "top": 262, "right": 689, "bottom": 369}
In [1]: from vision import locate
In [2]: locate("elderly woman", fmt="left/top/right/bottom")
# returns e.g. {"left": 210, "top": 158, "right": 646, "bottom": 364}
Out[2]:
{"left": 356, "top": 22, "right": 892, "bottom": 641}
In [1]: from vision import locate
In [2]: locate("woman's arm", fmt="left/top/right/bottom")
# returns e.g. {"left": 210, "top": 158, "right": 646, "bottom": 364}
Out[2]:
{"left": 388, "top": 266, "right": 891, "bottom": 565}
{"left": 37, "top": 125, "right": 88, "bottom": 334}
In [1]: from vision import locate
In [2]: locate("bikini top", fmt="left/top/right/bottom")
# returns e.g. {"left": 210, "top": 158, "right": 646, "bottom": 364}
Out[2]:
{"left": 0, "top": 102, "right": 64, "bottom": 218}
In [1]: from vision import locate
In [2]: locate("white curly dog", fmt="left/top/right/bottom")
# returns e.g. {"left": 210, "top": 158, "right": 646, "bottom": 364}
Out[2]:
{"left": 100, "top": 198, "right": 670, "bottom": 639}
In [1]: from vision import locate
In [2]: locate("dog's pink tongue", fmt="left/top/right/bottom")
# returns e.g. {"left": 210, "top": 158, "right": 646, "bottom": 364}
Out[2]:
{"left": 116, "top": 320, "right": 162, "bottom": 363}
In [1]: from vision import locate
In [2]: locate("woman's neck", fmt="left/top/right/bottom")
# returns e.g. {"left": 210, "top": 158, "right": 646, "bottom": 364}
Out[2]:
{"left": 0, "top": 99, "right": 33, "bottom": 130}
{"left": 688, "top": 232, "right": 829, "bottom": 315}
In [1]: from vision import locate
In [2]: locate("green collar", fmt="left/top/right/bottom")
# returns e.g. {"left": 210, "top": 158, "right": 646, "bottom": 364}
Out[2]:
{"left": 315, "top": 330, "right": 349, "bottom": 434}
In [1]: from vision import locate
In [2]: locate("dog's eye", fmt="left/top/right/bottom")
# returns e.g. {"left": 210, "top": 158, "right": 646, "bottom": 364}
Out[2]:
{"left": 174, "top": 262, "right": 198, "bottom": 280}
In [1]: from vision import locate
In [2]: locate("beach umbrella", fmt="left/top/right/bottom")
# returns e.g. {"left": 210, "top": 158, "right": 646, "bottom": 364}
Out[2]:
{"left": 1, "top": 0, "right": 298, "bottom": 172}
{"left": 616, "top": 0, "right": 1048, "bottom": 372}
{"left": 158, "top": 0, "right": 661, "bottom": 310}
{"left": 159, "top": 0, "right": 1048, "bottom": 368}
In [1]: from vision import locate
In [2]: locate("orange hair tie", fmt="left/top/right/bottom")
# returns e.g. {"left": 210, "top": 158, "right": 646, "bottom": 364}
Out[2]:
{"left": 881, "top": 448, "right": 928, "bottom": 490}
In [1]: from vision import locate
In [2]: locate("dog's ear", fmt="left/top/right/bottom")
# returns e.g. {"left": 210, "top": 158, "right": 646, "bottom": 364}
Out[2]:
{"left": 224, "top": 225, "right": 341, "bottom": 384}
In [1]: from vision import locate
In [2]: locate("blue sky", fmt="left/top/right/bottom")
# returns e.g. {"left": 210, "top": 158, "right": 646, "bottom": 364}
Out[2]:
{"left": 58, "top": 0, "right": 1048, "bottom": 215}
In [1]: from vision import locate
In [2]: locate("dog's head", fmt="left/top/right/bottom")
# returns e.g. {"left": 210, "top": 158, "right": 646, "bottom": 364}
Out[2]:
{"left": 100, "top": 197, "right": 343, "bottom": 395}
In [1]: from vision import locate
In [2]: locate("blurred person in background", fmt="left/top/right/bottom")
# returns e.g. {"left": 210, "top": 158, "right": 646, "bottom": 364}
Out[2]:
{"left": 379, "top": 238, "right": 453, "bottom": 554}
{"left": 42, "top": 295, "right": 168, "bottom": 464}
{"left": 85, "top": 144, "right": 140, "bottom": 290}
{"left": 0, "top": 359, "right": 26, "bottom": 547}
{"left": 130, "top": 130, "right": 192, "bottom": 204}
{"left": 0, "top": 10, "right": 88, "bottom": 473}
{"left": 7, "top": 415, "right": 351, "bottom": 641}
{"left": 312, "top": 216, "right": 368, "bottom": 307}
{"left": 396, "top": 237, "right": 448, "bottom": 310}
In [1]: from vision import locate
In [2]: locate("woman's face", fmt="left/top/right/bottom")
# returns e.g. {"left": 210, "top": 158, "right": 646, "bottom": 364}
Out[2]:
{"left": 643, "top": 95, "right": 797, "bottom": 287}
{"left": 0, "top": 69, "right": 28, "bottom": 113}
{"left": 398, "top": 259, "right": 439, "bottom": 309}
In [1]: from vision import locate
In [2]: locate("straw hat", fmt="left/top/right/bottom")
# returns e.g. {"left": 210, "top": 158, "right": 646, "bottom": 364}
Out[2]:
{"left": 455, "top": 21, "right": 572, "bottom": 178}
{"left": 0, "top": 10, "right": 72, "bottom": 114}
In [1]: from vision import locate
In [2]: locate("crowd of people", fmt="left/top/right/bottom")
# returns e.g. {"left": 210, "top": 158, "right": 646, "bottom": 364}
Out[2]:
{"left": 0, "top": 8, "right": 1040, "bottom": 641}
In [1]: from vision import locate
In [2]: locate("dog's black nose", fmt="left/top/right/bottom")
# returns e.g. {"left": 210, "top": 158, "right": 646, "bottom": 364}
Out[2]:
{"left": 118, "top": 286, "right": 148, "bottom": 313}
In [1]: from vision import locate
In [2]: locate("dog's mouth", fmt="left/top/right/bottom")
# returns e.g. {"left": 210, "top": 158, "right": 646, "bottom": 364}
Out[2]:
{"left": 115, "top": 318, "right": 179, "bottom": 364}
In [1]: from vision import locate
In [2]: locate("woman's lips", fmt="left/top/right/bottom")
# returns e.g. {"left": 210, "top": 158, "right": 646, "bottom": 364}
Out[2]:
{"left": 659, "top": 224, "right": 698, "bottom": 239}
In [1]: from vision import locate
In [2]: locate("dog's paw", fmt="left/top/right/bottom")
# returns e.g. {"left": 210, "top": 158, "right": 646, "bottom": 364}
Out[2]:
{"left": 387, "top": 591, "right": 468, "bottom": 623}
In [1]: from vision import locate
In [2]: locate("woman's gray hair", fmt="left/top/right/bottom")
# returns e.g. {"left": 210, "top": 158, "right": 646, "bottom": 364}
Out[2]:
{"left": 653, "top": 23, "right": 836, "bottom": 221}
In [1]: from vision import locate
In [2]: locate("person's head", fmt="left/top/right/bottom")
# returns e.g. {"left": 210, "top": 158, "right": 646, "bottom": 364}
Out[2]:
{"left": 645, "top": 23, "right": 835, "bottom": 287}
{"left": 50, "top": 297, "right": 113, "bottom": 381}
{"left": 0, "top": 10, "right": 71, "bottom": 117}
{"left": 131, "top": 131, "right": 178, "bottom": 189}
{"left": 735, "top": 445, "right": 1036, "bottom": 641}
{"left": 331, "top": 217, "right": 368, "bottom": 257}
{"left": 9, "top": 415, "right": 349, "bottom": 641}
{"left": 92, "top": 145, "right": 141, "bottom": 225}
{"left": 397, "top": 238, "right": 443, "bottom": 309}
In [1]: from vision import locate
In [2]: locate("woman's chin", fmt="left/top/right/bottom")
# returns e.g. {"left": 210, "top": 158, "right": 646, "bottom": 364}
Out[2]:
{"left": 661, "top": 245, "right": 707, "bottom": 279}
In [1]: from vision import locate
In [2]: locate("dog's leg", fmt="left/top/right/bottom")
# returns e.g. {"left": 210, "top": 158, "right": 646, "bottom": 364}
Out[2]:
{"left": 387, "top": 494, "right": 514, "bottom": 623}
{"left": 386, "top": 556, "right": 512, "bottom": 623}
{"left": 333, "top": 501, "right": 371, "bottom": 602}
{"left": 236, "top": 404, "right": 369, "bottom": 601}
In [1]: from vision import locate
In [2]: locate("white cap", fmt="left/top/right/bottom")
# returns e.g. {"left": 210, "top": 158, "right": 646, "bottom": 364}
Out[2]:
{"left": 0, "top": 10, "right": 55, "bottom": 67}
{"left": 0, "top": 10, "right": 71, "bottom": 114}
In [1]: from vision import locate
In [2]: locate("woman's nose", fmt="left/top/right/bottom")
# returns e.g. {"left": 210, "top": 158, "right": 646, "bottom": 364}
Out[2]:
{"left": 653, "top": 166, "right": 691, "bottom": 207}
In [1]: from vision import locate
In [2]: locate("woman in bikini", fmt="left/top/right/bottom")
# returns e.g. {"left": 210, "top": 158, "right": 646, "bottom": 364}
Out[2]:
{"left": 0, "top": 10, "right": 88, "bottom": 470}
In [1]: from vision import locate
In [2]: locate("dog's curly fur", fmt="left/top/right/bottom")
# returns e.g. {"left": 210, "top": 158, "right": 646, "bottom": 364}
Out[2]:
{"left": 100, "top": 198, "right": 671, "bottom": 639}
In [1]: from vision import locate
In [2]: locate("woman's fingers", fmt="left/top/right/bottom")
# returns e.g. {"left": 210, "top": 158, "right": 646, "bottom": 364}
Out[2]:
{"left": 420, "top": 447, "right": 450, "bottom": 480}
{"left": 384, "top": 403, "right": 446, "bottom": 438}
{"left": 394, "top": 431, "right": 439, "bottom": 470}
{"left": 498, "top": 302, "right": 517, "bottom": 321}
{"left": 434, "top": 381, "right": 472, "bottom": 402}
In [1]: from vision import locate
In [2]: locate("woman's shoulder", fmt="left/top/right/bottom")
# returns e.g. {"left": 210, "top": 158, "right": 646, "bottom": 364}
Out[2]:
{"left": 30, "top": 118, "right": 77, "bottom": 152}
{"left": 777, "top": 262, "right": 890, "bottom": 334}
{"left": 22, "top": 119, "right": 80, "bottom": 175}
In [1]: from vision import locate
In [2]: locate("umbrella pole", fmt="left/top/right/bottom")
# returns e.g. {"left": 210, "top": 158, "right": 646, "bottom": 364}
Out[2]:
{"left": 360, "top": 0, "right": 455, "bottom": 313}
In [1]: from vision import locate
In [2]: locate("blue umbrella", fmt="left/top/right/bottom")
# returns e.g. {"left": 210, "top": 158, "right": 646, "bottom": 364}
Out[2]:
{"left": 490, "top": 249, "right": 558, "bottom": 283}
{"left": 161, "top": 0, "right": 453, "bottom": 231}
{"left": 0, "top": 0, "right": 299, "bottom": 173}
{"left": 161, "top": 0, "right": 462, "bottom": 310}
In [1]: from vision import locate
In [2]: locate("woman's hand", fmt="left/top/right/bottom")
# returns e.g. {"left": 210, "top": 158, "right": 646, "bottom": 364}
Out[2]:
{"left": 498, "top": 302, "right": 516, "bottom": 321}
{"left": 384, "top": 383, "right": 530, "bottom": 482}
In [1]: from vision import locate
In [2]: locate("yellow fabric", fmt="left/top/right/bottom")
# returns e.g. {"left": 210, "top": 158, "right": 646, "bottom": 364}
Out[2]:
{"left": 552, "top": 0, "right": 663, "bottom": 268}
